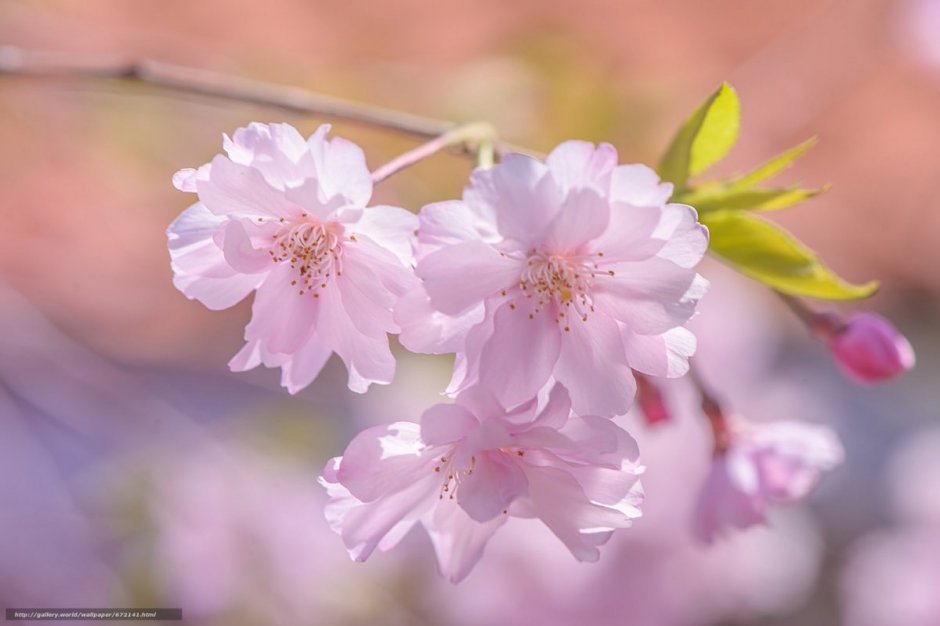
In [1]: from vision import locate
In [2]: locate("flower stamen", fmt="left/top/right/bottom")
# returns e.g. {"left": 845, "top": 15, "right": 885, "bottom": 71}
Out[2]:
{"left": 518, "top": 250, "right": 606, "bottom": 322}
{"left": 433, "top": 454, "right": 476, "bottom": 500}
{"left": 268, "top": 219, "right": 345, "bottom": 297}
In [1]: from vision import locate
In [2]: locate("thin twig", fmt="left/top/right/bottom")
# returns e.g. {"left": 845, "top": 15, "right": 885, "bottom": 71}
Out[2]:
{"left": 0, "top": 45, "right": 538, "bottom": 159}
{"left": 776, "top": 291, "right": 841, "bottom": 340}
{"left": 687, "top": 361, "right": 730, "bottom": 454}
{"left": 370, "top": 122, "right": 495, "bottom": 183}
{"left": 777, "top": 292, "right": 816, "bottom": 326}
{"left": 0, "top": 45, "right": 455, "bottom": 138}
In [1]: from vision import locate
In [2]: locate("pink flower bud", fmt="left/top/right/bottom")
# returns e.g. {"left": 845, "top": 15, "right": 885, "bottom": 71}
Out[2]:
{"left": 829, "top": 313, "right": 915, "bottom": 383}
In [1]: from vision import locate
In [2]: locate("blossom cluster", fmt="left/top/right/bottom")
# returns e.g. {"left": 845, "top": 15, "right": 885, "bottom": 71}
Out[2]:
{"left": 167, "top": 122, "right": 891, "bottom": 581}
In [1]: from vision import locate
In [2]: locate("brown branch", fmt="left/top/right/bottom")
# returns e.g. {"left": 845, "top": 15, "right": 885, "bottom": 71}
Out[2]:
{"left": 0, "top": 45, "right": 542, "bottom": 172}
{"left": 0, "top": 45, "right": 457, "bottom": 138}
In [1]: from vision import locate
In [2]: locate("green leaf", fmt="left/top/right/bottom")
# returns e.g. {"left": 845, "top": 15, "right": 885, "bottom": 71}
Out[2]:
{"left": 659, "top": 83, "right": 740, "bottom": 189}
{"left": 676, "top": 185, "right": 827, "bottom": 212}
{"left": 728, "top": 137, "right": 818, "bottom": 189}
{"left": 702, "top": 210, "right": 879, "bottom": 300}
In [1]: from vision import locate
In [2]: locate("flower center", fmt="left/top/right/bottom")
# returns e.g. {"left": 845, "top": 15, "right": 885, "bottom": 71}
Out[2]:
{"left": 268, "top": 218, "right": 346, "bottom": 297}
{"left": 432, "top": 450, "right": 524, "bottom": 513}
{"left": 518, "top": 250, "right": 611, "bottom": 329}
{"left": 433, "top": 454, "right": 476, "bottom": 500}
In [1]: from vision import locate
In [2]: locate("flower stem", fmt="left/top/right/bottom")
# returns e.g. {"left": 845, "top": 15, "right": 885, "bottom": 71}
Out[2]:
{"left": 370, "top": 122, "right": 497, "bottom": 184}
{"left": 688, "top": 362, "right": 731, "bottom": 455}
{"left": 477, "top": 138, "right": 496, "bottom": 169}
{"left": 777, "top": 292, "right": 843, "bottom": 341}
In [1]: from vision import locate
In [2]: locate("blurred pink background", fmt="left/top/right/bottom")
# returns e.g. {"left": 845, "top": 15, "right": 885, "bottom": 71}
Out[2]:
{"left": 1, "top": 1, "right": 938, "bottom": 624}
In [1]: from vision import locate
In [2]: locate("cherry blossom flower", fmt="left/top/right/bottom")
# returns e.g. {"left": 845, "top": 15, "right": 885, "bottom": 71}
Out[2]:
{"left": 693, "top": 417, "right": 843, "bottom": 543}
{"left": 319, "top": 384, "right": 643, "bottom": 583}
{"left": 397, "top": 140, "right": 708, "bottom": 417}
{"left": 167, "top": 123, "right": 418, "bottom": 393}
{"left": 827, "top": 312, "right": 915, "bottom": 383}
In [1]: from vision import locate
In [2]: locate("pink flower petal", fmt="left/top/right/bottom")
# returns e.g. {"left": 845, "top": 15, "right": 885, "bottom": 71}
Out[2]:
{"left": 166, "top": 203, "right": 262, "bottom": 310}
{"left": 750, "top": 421, "right": 844, "bottom": 500}
{"left": 565, "top": 463, "right": 643, "bottom": 510}
{"left": 418, "top": 241, "right": 521, "bottom": 315}
{"left": 282, "top": 177, "right": 349, "bottom": 220}
{"left": 305, "top": 125, "right": 373, "bottom": 206}
{"left": 320, "top": 135, "right": 373, "bottom": 206}
{"left": 653, "top": 203, "right": 709, "bottom": 268}
{"left": 196, "top": 155, "right": 302, "bottom": 218}
{"left": 558, "top": 414, "right": 641, "bottom": 465}
{"left": 352, "top": 205, "right": 418, "bottom": 266}
{"left": 478, "top": 300, "right": 562, "bottom": 410}
{"left": 543, "top": 186, "right": 611, "bottom": 254}
{"left": 444, "top": 299, "right": 498, "bottom": 396}
{"left": 395, "top": 286, "right": 485, "bottom": 355}
{"left": 587, "top": 201, "right": 665, "bottom": 262}
{"left": 456, "top": 417, "right": 514, "bottom": 466}
{"left": 335, "top": 422, "right": 435, "bottom": 502}
{"left": 523, "top": 464, "right": 637, "bottom": 562}
{"left": 421, "top": 403, "right": 480, "bottom": 447}
{"left": 346, "top": 234, "right": 419, "bottom": 299}
{"left": 221, "top": 220, "right": 273, "bottom": 274}
{"left": 276, "top": 333, "right": 333, "bottom": 394}
{"left": 317, "top": 281, "right": 395, "bottom": 392}
{"left": 417, "top": 200, "right": 499, "bottom": 250}
{"left": 172, "top": 166, "right": 209, "bottom": 192}
{"left": 457, "top": 386, "right": 520, "bottom": 423}
{"left": 242, "top": 265, "right": 319, "bottom": 354}
{"left": 609, "top": 163, "right": 673, "bottom": 207}
{"left": 225, "top": 122, "right": 308, "bottom": 163}
{"left": 466, "top": 153, "right": 561, "bottom": 245}
{"left": 424, "top": 500, "right": 507, "bottom": 583}
{"left": 457, "top": 452, "right": 529, "bottom": 522}
{"left": 593, "top": 258, "right": 707, "bottom": 334}
{"left": 331, "top": 473, "right": 437, "bottom": 561}
{"left": 223, "top": 122, "right": 313, "bottom": 188}
{"left": 621, "top": 326, "right": 696, "bottom": 378}
{"left": 545, "top": 140, "right": 618, "bottom": 194}
{"left": 227, "top": 338, "right": 287, "bottom": 373}
{"left": 337, "top": 257, "right": 398, "bottom": 336}
{"left": 522, "top": 384, "right": 572, "bottom": 432}
{"left": 693, "top": 457, "right": 766, "bottom": 544}
{"left": 553, "top": 311, "right": 636, "bottom": 417}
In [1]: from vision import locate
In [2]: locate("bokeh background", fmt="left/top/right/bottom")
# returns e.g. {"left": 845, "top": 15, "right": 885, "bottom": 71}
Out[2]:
{"left": 1, "top": 1, "right": 939, "bottom": 624}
